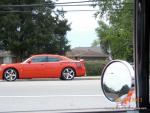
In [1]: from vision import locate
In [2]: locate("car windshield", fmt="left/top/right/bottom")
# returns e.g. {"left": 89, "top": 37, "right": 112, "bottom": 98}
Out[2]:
{"left": 0, "top": 0, "right": 135, "bottom": 112}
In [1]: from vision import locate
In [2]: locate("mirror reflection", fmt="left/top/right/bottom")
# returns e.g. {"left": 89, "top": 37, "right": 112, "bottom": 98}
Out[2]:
{"left": 102, "top": 60, "right": 134, "bottom": 102}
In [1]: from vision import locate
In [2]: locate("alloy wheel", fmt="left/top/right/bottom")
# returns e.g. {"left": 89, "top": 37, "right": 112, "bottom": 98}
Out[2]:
{"left": 4, "top": 68, "right": 18, "bottom": 81}
{"left": 62, "top": 68, "right": 75, "bottom": 80}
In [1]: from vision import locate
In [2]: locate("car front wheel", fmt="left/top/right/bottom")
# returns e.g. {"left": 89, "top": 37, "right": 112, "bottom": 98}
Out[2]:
{"left": 61, "top": 68, "right": 75, "bottom": 80}
{"left": 3, "top": 68, "right": 18, "bottom": 81}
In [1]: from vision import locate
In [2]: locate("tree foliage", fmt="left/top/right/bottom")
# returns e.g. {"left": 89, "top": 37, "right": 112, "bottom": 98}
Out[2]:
{"left": 0, "top": 0, "right": 71, "bottom": 61}
{"left": 93, "top": 0, "right": 134, "bottom": 61}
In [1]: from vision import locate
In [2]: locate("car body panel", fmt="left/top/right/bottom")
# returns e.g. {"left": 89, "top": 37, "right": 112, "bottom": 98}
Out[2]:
{"left": 0, "top": 54, "right": 86, "bottom": 80}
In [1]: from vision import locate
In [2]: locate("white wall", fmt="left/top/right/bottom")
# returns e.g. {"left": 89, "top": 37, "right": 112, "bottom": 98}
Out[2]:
{"left": 3, "top": 56, "right": 12, "bottom": 64}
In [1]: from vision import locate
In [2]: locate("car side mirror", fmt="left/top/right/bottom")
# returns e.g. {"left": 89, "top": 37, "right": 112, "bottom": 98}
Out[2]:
{"left": 27, "top": 59, "right": 32, "bottom": 64}
{"left": 101, "top": 60, "right": 135, "bottom": 102}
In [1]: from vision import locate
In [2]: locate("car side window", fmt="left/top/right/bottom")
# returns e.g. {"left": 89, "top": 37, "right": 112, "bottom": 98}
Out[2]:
{"left": 31, "top": 56, "right": 47, "bottom": 63}
{"left": 47, "top": 57, "right": 61, "bottom": 62}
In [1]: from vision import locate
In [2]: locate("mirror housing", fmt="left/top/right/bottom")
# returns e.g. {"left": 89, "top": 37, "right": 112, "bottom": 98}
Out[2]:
{"left": 27, "top": 59, "right": 32, "bottom": 64}
{"left": 101, "top": 60, "right": 134, "bottom": 102}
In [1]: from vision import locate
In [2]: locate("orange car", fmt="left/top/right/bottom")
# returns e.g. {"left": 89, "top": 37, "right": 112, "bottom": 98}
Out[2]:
{"left": 0, "top": 54, "right": 86, "bottom": 81}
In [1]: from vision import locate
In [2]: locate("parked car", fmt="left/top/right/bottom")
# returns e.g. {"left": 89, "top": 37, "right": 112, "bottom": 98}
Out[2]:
{"left": 0, "top": 54, "right": 86, "bottom": 81}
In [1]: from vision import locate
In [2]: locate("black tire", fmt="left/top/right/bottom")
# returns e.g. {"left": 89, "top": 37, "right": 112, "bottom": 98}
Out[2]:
{"left": 3, "top": 68, "right": 18, "bottom": 81}
{"left": 61, "top": 67, "right": 75, "bottom": 80}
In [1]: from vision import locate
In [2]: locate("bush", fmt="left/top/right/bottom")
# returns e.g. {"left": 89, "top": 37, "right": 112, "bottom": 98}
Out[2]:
{"left": 85, "top": 60, "right": 108, "bottom": 76}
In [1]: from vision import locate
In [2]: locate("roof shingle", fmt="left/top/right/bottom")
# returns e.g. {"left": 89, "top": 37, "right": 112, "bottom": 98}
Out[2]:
{"left": 66, "top": 47, "right": 108, "bottom": 58}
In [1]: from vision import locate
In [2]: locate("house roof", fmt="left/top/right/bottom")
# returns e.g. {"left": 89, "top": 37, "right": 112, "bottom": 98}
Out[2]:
{"left": 66, "top": 47, "right": 108, "bottom": 58}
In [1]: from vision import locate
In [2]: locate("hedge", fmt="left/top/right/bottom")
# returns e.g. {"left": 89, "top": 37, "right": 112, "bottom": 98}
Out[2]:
{"left": 84, "top": 60, "right": 108, "bottom": 76}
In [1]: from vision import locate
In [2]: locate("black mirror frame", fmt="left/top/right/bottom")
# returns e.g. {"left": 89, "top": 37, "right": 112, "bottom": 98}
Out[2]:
{"left": 134, "top": 0, "right": 150, "bottom": 109}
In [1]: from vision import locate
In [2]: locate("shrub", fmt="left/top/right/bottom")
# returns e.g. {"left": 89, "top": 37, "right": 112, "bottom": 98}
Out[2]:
{"left": 84, "top": 60, "right": 108, "bottom": 76}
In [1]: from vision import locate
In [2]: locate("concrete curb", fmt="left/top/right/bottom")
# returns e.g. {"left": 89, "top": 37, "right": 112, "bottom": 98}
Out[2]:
{"left": 0, "top": 76, "right": 101, "bottom": 82}
{"left": 27, "top": 76, "right": 101, "bottom": 81}
{"left": 74, "top": 76, "right": 101, "bottom": 80}
{"left": 29, "top": 76, "right": 101, "bottom": 81}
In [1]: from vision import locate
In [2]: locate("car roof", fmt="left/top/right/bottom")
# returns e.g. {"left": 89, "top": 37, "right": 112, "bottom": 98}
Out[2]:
{"left": 31, "top": 54, "right": 60, "bottom": 57}
{"left": 31, "top": 54, "right": 73, "bottom": 61}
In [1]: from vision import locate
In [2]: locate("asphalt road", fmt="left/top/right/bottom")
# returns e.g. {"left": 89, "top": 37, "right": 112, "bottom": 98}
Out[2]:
{"left": 0, "top": 79, "right": 117, "bottom": 113}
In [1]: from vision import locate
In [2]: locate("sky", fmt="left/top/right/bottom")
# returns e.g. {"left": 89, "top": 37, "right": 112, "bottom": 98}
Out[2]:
{"left": 56, "top": 0, "right": 99, "bottom": 48}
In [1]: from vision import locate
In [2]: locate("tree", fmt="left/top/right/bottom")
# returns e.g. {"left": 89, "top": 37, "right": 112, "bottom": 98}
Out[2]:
{"left": 91, "top": 39, "right": 100, "bottom": 47}
{"left": 0, "top": 0, "right": 71, "bottom": 61}
{"left": 92, "top": 0, "right": 134, "bottom": 61}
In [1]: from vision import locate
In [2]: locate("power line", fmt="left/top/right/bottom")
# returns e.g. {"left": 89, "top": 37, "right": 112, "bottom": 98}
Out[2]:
{"left": 55, "top": 3, "right": 133, "bottom": 7}
{"left": 0, "top": 8, "right": 133, "bottom": 13}
{"left": 0, "top": 0, "right": 134, "bottom": 13}
{"left": 0, "top": 1, "right": 94, "bottom": 7}
{"left": 56, "top": 4, "right": 94, "bottom": 6}
{"left": 54, "top": 0, "right": 94, "bottom": 4}
{"left": 54, "top": 0, "right": 132, "bottom": 4}
{"left": 0, "top": 2, "right": 133, "bottom": 7}
{"left": 0, "top": 10, "right": 98, "bottom": 13}
{"left": 0, "top": 4, "right": 95, "bottom": 7}
{"left": 59, "top": 10, "right": 98, "bottom": 12}
{"left": 0, "top": 0, "right": 95, "bottom": 7}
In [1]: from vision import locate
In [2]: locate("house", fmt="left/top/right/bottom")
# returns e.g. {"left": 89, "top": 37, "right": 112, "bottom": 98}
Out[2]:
{"left": 0, "top": 51, "right": 17, "bottom": 64}
{"left": 66, "top": 47, "right": 108, "bottom": 60}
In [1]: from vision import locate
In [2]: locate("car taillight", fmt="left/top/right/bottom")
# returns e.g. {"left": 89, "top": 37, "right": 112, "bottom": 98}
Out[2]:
{"left": 76, "top": 62, "right": 82, "bottom": 67}
{"left": 76, "top": 59, "right": 85, "bottom": 68}
{"left": 80, "top": 59, "right": 85, "bottom": 65}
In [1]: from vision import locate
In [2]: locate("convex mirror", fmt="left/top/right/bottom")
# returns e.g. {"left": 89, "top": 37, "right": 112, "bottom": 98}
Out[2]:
{"left": 101, "top": 60, "right": 134, "bottom": 102}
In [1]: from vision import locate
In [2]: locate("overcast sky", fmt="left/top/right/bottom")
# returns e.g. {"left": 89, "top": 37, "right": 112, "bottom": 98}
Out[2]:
{"left": 56, "top": 0, "right": 99, "bottom": 48}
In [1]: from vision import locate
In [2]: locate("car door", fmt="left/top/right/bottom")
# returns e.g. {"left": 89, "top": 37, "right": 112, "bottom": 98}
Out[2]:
{"left": 21, "top": 56, "right": 48, "bottom": 78}
{"left": 44, "top": 56, "right": 62, "bottom": 78}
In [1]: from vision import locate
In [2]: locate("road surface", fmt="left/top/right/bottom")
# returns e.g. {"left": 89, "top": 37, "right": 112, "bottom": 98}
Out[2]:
{"left": 0, "top": 79, "right": 117, "bottom": 113}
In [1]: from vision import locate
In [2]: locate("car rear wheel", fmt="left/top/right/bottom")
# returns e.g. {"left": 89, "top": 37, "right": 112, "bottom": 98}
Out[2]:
{"left": 3, "top": 68, "right": 18, "bottom": 81}
{"left": 61, "top": 68, "right": 75, "bottom": 80}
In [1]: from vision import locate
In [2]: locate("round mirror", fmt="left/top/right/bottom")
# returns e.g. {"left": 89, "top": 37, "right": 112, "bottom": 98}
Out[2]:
{"left": 101, "top": 60, "right": 134, "bottom": 102}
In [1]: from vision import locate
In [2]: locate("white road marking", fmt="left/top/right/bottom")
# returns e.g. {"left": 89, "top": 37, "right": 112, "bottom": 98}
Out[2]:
{"left": 0, "top": 95, "right": 104, "bottom": 98}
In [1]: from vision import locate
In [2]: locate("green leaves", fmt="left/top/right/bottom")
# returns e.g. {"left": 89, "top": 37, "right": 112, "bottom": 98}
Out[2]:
{"left": 93, "top": 0, "right": 134, "bottom": 61}
{"left": 0, "top": 0, "right": 71, "bottom": 61}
